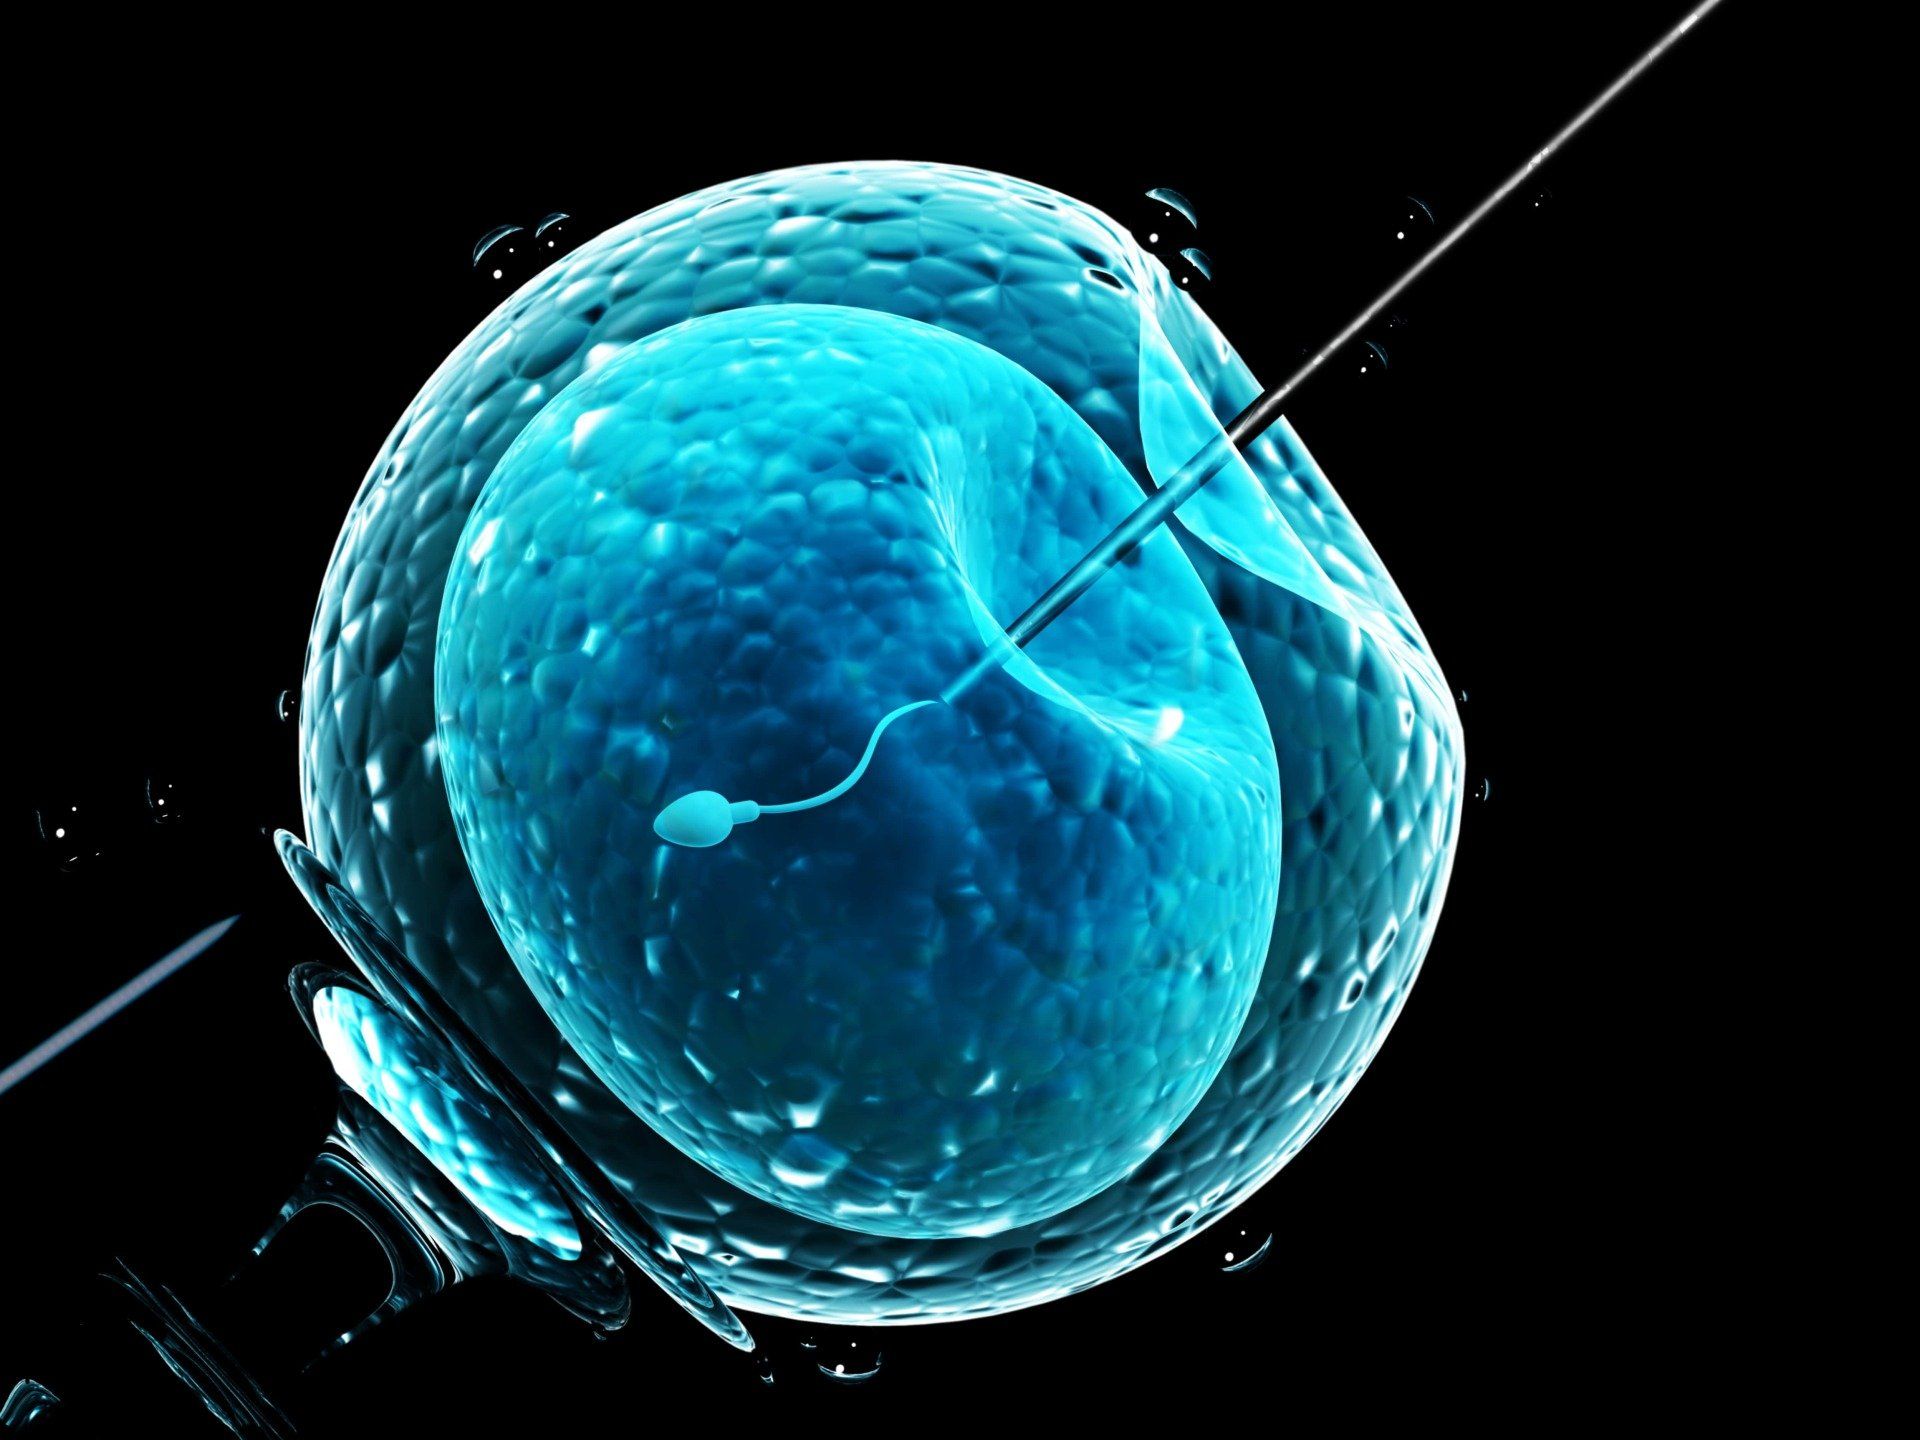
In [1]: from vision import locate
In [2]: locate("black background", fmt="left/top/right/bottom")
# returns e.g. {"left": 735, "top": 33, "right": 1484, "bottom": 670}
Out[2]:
{"left": 5, "top": 3, "right": 1790, "bottom": 1429}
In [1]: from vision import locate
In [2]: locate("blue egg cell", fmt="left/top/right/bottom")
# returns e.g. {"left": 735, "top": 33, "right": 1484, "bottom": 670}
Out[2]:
{"left": 435, "top": 306, "right": 1281, "bottom": 1238}
{"left": 300, "top": 161, "right": 1463, "bottom": 1321}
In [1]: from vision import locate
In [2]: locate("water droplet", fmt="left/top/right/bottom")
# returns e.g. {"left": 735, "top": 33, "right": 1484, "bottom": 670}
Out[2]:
{"left": 276, "top": 688, "right": 300, "bottom": 723}
{"left": 1178, "top": 247, "right": 1214, "bottom": 282}
{"left": 818, "top": 1336, "right": 884, "bottom": 1384}
{"left": 1394, "top": 195, "right": 1436, "bottom": 245}
{"left": 1474, "top": 777, "right": 1492, "bottom": 803}
{"left": 755, "top": 1352, "right": 776, "bottom": 1386}
{"left": 1529, "top": 185, "right": 1554, "bottom": 214}
{"left": 798, "top": 1335, "right": 820, "bottom": 1351}
{"left": 534, "top": 211, "right": 573, "bottom": 250}
{"left": 1145, "top": 186, "right": 1199, "bottom": 228}
{"left": 1457, "top": 687, "right": 1470, "bottom": 704}
{"left": 475, "top": 214, "right": 576, "bottom": 291}
{"left": 146, "top": 777, "right": 183, "bottom": 824}
{"left": 1350, "top": 339, "right": 1390, "bottom": 378}
{"left": 1135, "top": 187, "right": 1198, "bottom": 255}
{"left": 472, "top": 224, "right": 524, "bottom": 269}
{"left": 36, "top": 803, "right": 100, "bottom": 871}
{"left": 1221, "top": 1228, "right": 1273, "bottom": 1273}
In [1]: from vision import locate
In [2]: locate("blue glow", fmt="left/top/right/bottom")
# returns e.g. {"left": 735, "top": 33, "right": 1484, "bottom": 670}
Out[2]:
{"left": 301, "top": 161, "right": 1464, "bottom": 1321}
{"left": 439, "top": 305, "right": 1281, "bottom": 1238}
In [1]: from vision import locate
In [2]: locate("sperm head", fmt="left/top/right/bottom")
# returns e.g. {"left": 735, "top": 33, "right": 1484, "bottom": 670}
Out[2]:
{"left": 654, "top": 791, "right": 749, "bottom": 848}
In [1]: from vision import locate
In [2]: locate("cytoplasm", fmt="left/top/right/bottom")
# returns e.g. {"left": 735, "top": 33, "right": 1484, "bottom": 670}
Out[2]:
{"left": 436, "top": 306, "right": 1280, "bottom": 1239}
{"left": 300, "top": 161, "right": 1462, "bottom": 1320}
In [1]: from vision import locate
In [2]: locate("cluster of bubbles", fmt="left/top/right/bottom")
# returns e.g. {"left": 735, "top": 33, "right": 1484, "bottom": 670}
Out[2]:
{"left": 728, "top": 1211, "right": 1280, "bottom": 1388}
{"left": 1326, "top": 195, "right": 1441, "bottom": 384}
{"left": 33, "top": 785, "right": 185, "bottom": 872}
{"left": 745, "top": 1334, "right": 886, "bottom": 1390}
{"left": 1138, "top": 186, "right": 1213, "bottom": 290}
{"left": 473, "top": 213, "right": 576, "bottom": 290}
{"left": 31, "top": 684, "right": 316, "bottom": 872}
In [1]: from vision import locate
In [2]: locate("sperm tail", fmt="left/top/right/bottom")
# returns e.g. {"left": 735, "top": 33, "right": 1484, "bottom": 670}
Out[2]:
{"left": 759, "top": 700, "right": 939, "bottom": 815}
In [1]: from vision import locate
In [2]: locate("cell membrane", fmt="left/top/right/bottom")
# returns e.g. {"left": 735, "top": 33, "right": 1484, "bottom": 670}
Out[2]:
{"left": 299, "top": 161, "right": 1464, "bottom": 1322}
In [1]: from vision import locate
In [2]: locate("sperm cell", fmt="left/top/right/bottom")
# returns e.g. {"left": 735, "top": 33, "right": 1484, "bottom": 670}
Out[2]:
{"left": 653, "top": 700, "right": 937, "bottom": 847}
{"left": 638, "top": 0, "right": 1723, "bottom": 847}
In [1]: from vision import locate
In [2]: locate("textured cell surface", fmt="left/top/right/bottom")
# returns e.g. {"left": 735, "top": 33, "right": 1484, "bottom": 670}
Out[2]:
{"left": 299, "top": 162, "right": 1463, "bottom": 1320}
{"left": 436, "top": 306, "right": 1280, "bottom": 1238}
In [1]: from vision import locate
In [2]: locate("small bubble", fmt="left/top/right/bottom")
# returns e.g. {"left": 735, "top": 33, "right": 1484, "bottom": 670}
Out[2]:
{"left": 146, "top": 777, "right": 183, "bottom": 824}
{"left": 1529, "top": 185, "right": 1554, "bottom": 213}
{"left": 1376, "top": 195, "right": 1436, "bottom": 253}
{"left": 1221, "top": 1229, "right": 1273, "bottom": 1273}
{"left": 276, "top": 689, "right": 299, "bottom": 723}
{"left": 1350, "top": 339, "right": 1390, "bottom": 378}
{"left": 472, "top": 224, "right": 523, "bottom": 269}
{"left": 1144, "top": 186, "right": 1198, "bottom": 228}
{"left": 1178, "top": 247, "right": 1214, "bottom": 282}
{"left": 1395, "top": 195, "right": 1436, "bottom": 245}
{"left": 1135, "top": 186, "right": 1198, "bottom": 254}
{"left": 818, "top": 1337, "right": 884, "bottom": 1384}
{"left": 755, "top": 1353, "right": 776, "bottom": 1387}
{"left": 1457, "top": 688, "right": 1470, "bottom": 704}
{"left": 36, "top": 804, "right": 100, "bottom": 872}
{"left": 1474, "top": 777, "right": 1492, "bottom": 803}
